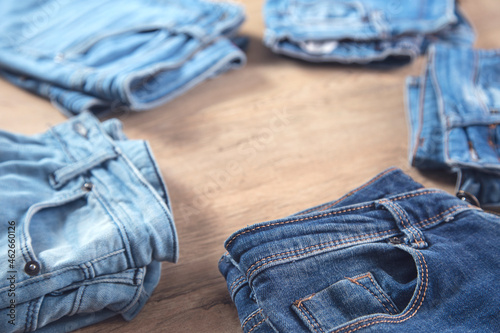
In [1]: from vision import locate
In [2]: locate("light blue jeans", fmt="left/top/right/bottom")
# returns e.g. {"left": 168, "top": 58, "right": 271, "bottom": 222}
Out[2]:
{"left": 219, "top": 168, "right": 500, "bottom": 332}
{"left": 0, "top": 0, "right": 246, "bottom": 116}
{"left": 407, "top": 45, "right": 500, "bottom": 211}
{"left": 263, "top": 0, "right": 474, "bottom": 64}
{"left": 0, "top": 112, "right": 178, "bottom": 332}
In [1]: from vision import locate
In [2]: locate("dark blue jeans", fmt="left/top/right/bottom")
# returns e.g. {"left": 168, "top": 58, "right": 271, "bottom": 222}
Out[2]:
{"left": 219, "top": 168, "right": 500, "bottom": 332}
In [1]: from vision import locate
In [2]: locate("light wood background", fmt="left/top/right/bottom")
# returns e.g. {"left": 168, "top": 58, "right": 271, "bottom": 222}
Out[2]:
{"left": 1, "top": 1, "right": 499, "bottom": 332}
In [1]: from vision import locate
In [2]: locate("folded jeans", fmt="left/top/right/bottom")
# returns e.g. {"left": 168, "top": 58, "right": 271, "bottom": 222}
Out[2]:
{"left": 0, "top": 111, "right": 178, "bottom": 332}
{"left": 219, "top": 167, "right": 500, "bottom": 332}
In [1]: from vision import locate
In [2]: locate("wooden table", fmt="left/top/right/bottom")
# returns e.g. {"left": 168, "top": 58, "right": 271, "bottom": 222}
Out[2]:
{"left": 1, "top": 1, "right": 499, "bottom": 332}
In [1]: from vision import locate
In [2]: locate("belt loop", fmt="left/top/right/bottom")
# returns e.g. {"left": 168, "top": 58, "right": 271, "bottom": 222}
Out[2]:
{"left": 377, "top": 199, "right": 428, "bottom": 249}
{"left": 50, "top": 147, "right": 120, "bottom": 189}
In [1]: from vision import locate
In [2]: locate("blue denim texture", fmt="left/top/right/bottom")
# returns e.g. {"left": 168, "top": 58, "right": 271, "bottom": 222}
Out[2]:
{"left": 0, "top": 112, "right": 178, "bottom": 332}
{"left": 263, "top": 0, "right": 474, "bottom": 64}
{"left": 0, "top": 0, "right": 246, "bottom": 117}
{"left": 406, "top": 45, "right": 500, "bottom": 210}
{"left": 219, "top": 167, "right": 500, "bottom": 332}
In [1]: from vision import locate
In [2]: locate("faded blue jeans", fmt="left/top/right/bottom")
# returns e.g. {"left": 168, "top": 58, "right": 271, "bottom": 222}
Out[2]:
{"left": 0, "top": 112, "right": 178, "bottom": 332}
{"left": 263, "top": 0, "right": 474, "bottom": 64}
{"left": 407, "top": 45, "right": 500, "bottom": 211}
{"left": 0, "top": 0, "right": 246, "bottom": 117}
{"left": 219, "top": 168, "right": 500, "bottom": 332}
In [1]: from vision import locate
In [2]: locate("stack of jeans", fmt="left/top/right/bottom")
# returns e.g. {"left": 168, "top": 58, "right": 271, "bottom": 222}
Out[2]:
{"left": 0, "top": 112, "right": 178, "bottom": 332}
{"left": 0, "top": 0, "right": 246, "bottom": 117}
{"left": 406, "top": 44, "right": 500, "bottom": 211}
{"left": 219, "top": 167, "right": 500, "bottom": 332}
{"left": 263, "top": 0, "right": 475, "bottom": 64}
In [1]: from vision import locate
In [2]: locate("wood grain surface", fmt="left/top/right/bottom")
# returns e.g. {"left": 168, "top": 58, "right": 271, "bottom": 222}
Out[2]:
{"left": 1, "top": 1, "right": 499, "bottom": 332}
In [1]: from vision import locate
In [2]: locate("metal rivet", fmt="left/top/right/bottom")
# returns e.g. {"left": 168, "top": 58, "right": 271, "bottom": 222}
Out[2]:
{"left": 388, "top": 236, "right": 403, "bottom": 245}
{"left": 54, "top": 53, "right": 65, "bottom": 63}
{"left": 82, "top": 182, "right": 93, "bottom": 192}
{"left": 456, "top": 191, "right": 480, "bottom": 207}
{"left": 73, "top": 122, "right": 88, "bottom": 138}
{"left": 24, "top": 261, "right": 40, "bottom": 276}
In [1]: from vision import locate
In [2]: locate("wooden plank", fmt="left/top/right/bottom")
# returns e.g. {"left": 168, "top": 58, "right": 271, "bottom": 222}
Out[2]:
{"left": 0, "top": 0, "right": 498, "bottom": 332}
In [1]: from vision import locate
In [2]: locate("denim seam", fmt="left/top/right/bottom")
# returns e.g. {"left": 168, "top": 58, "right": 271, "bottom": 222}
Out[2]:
{"left": 230, "top": 275, "right": 246, "bottom": 296}
{"left": 0, "top": 249, "right": 125, "bottom": 293}
{"left": 229, "top": 275, "right": 245, "bottom": 292}
{"left": 295, "top": 302, "right": 324, "bottom": 333}
{"left": 51, "top": 277, "right": 138, "bottom": 294}
{"left": 416, "top": 205, "right": 473, "bottom": 229}
{"left": 298, "top": 167, "right": 398, "bottom": 215}
{"left": 242, "top": 309, "right": 263, "bottom": 330}
{"left": 226, "top": 204, "right": 375, "bottom": 248}
{"left": 20, "top": 189, "right": 90, "bottom": 266}
{"left": 143, "top": 141, "right": 170, "bottom": 206}
{"left": 381, "top": 200, "right": 425, "bottom": 246}
{"left": 72, "top": 285, "right": 86, "bottom": 315}
{"left": 347, "top": 273, "right": 398, "bottom": 315}
{"left": 228, "top": 190, "right": 442, "bottom": 248}
{"left": 430, "top": 46, "right": 450, "bottom": 163}
{"left": 117, "top": 275, "right": 143, "bottom": 314}
{"left": 247, "top": 229, "right": 398, "bottom": 280}
{"left": 411, "top": 63, "right": 428, "bottom": 163}
{"left": 91, "top": 187, "right": 136, "bottom": 268}
{"left": 25, "top": 299, "right": 33, "bottom": 332}
{"left": 472, "top": 52, "right": 491, "bottom": 117}
{"left": 114, "top": 146, "right": 178, "bottom": 262}
{"left": 247, "top": 317, "right": 267, "bottom": 333}
{"left": 333, "top": 250, "right": 428, "bottom": 333}
{"left": 49, "top": 125, "right": 78, "bottom": 163}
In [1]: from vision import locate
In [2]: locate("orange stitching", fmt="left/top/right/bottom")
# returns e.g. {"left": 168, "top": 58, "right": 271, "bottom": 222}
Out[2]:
{"left": 383, "top": 200, "right": 425, "bottom": 245}
{"left": 299, "top": 168, "right": 398, "bottom": 215}
{"left": 230, "top": 277, "right": 247, "bottom": 294}
{"left": 365, "top": 274, "right": 399, "bottom": 314}
{"left": 294, "top": 293, "right": 316, "bottom": 308}
{"left": 341, "top": 254, "right": 429, "bottom": 333}
{"left": 247, "top": 229, "right": 398, "bottom": 278}
{"left": 247, "top": 318, "right": 266, "bottom": 333}
{"left": 226, "top": 204, "right": 374, "bottom": 248}
{"left": 227, "top": 190, "right": 442, "bottom": 249}
{"left": 296, "top": 302, "right": 324, "bottom": 333}
{"left": 416, "top": 205, "right": 469, "bottom": 229}
{"left": 347, "top": 277, "right": 393, "bottom": 315}
{"left": 349, "top": 273, "right": 371, "bottom": 282}
{"left": 387, "top": 190, "right": 441, "bottom": 202}
{"left": 242, "top": 309, "right": 262, "bottom": 329}
{"left": 395, "top": 202, "right": 425, "bottom": 245}
{"left": 246, "top": 229, "right": 397, "bottom": 276}
{"left": 333, "top": 250, "right": 428, "bottom": 333}
{"left": 229, "top": 275, "right": 245, "bottom": 292}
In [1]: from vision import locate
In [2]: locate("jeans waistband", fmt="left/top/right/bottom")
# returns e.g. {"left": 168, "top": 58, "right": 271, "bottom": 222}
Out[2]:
{"left": 223, "top": 168, "right": 477, "bottom": 285}
{"left": 46, "top": 111, "right": 178, "bottom": 266}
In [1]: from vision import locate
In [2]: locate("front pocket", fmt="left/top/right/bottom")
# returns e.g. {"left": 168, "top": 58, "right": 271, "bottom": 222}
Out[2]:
{"left": 291, "top": 245, "right": 428, "bottom": 333}
{"left": 292, "top": 272, "right": 399, "bottom": 333}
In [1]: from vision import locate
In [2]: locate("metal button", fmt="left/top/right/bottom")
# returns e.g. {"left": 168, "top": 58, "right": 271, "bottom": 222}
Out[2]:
{"left": 82, "top": 182, "right": 93, "bottom": 192}
{"left": 24, "top": 261, "right": 40, "bottom": 276}
{"left": 456, "top": 190, "right": 480, "bottom": 207}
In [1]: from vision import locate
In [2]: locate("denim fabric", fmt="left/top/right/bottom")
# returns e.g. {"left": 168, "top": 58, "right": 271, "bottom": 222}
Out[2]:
{"left": 219, "top": 167, "right": 500, "bottom": 332}
{"left": 263, "top": 0, "right": 474, "bottom": 64}
{"left": 0, "top": 0, "right": 246, "bottom": 117}
{"left": 407, "top": 45, "right": 500, "bottom": 210}
{"left": 0, "top": 112, "right": 178, "bottom": 332}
